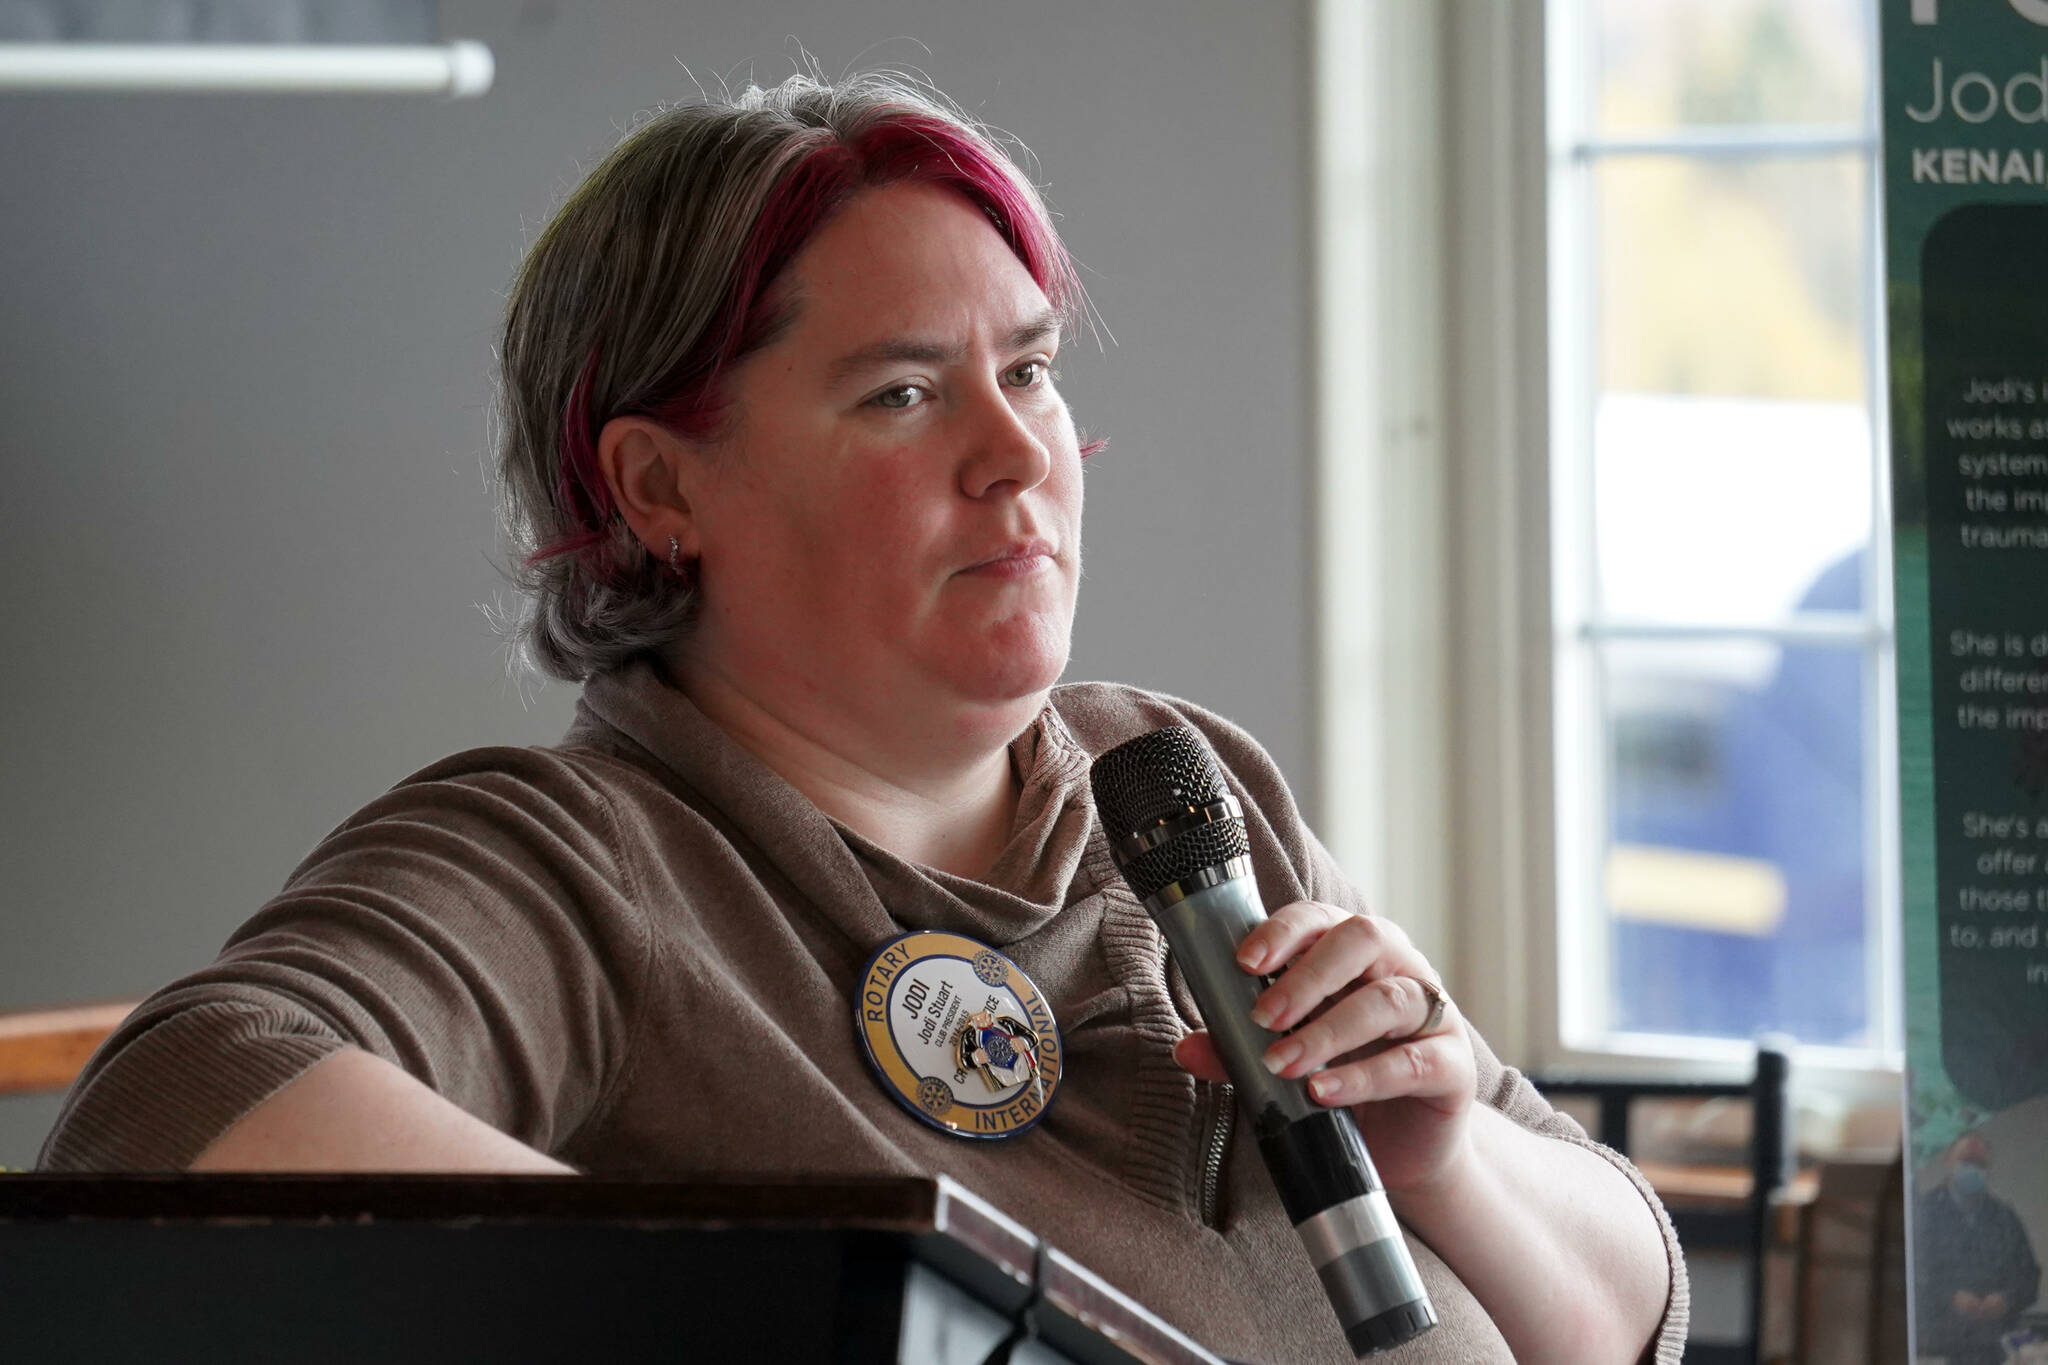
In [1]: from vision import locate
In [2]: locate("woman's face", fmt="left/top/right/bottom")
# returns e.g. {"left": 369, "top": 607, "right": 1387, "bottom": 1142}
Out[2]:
{"left": 680, "top": 181, "right": 1084, "bottom": 744}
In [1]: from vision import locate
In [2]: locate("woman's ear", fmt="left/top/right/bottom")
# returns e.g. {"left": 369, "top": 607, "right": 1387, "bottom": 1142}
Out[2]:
{"left": 596, "top": 416, "right": 705, "bottom": 561}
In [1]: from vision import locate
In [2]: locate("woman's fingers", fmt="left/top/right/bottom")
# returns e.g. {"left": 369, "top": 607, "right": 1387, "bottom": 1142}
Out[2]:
{"left": 1259, "top": 971, "right": 1447, "bottom": 1079}
{"left": 1190, "top": 902, "right": 1459, "bottom": 1108}
{"left": 1233, "top": 899, "right": 1346, "bottom": 975}
{"left": 1171, "top": 1029, "right": 1231, "bottom": 1083}
{"left": 1249, "top": 909, "right": 1418, "bottom": 1033}
{"left": 1301, "top": 1032, "right": 1471, "bottom": 1109}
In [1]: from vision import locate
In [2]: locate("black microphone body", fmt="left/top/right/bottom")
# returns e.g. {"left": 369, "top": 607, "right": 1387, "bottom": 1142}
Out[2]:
{"left": 1091, "top": 727, "right": 1436, "bottom": 1356}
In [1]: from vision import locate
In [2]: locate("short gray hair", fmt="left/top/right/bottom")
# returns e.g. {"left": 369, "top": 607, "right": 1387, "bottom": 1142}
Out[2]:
{"left": 493, "top": 73, "right": 1083, "bottom": 682}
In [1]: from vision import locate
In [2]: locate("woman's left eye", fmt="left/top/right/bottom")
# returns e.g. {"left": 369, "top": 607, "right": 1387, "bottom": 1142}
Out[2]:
{"left": 872, "top": 384, "right": 929, "bottom": 410}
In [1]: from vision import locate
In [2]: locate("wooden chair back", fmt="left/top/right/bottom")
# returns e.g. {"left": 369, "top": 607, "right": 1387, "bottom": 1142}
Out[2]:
{"left": 0, "top": 1002, "right": 138, "bottom": 1097}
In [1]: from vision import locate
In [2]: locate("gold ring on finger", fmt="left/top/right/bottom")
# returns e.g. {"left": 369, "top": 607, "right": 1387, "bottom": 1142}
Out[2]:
{"left": 1399, "top": 977, "right": 1449, "bottom": 1040}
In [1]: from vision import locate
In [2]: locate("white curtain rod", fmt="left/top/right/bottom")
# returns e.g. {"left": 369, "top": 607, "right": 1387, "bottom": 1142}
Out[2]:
{"left": 0, "top": 41, "right": 493, "bottom": 96}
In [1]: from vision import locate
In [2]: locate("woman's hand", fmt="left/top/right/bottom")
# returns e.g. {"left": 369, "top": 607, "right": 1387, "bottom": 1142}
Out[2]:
{"left": 1171, "top": 900, "right": 1475, "bottom": 1198}
{"left": 1174, "top": 902, "right": 1673, "bottom": 1364}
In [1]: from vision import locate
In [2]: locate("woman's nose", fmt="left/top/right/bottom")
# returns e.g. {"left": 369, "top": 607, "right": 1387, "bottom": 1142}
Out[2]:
{"left": 958, "top": 386, "right": 1053, "bottom": 499}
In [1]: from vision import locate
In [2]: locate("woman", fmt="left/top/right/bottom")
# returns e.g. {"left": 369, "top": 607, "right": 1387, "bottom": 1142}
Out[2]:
{"left": 42, "top": 75, "right": 1682, "bottom": 1363}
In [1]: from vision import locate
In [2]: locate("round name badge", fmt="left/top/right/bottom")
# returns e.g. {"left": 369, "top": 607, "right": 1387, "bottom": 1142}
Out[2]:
{"left": 855, "top": 930, "right": 1064, "bottom": 1141}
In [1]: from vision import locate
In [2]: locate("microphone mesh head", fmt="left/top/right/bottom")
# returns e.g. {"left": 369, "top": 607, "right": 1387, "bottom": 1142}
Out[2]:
{"left": 1090, "top": 726, "right": 1250, "bottom": 902}
{"left": 1090, "top": 726, "right": 1229, "bottom": 833}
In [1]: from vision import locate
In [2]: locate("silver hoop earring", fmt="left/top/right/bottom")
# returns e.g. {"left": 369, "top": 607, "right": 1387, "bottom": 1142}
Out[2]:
{"left": 667, "top": 535, "right": 682, "bottom": 576}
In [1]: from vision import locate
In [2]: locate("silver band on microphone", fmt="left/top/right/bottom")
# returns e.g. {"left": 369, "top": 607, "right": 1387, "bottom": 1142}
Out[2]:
{"left": 1299, "top": 1192, "right": 1433, "bottom": 1336}
{"left": 1142, "top": 855, "right": 1257, "bottom": 908}
{"left": 1114, "top": 794, "right": 1245, "bottom": 862}
{"left": 1295, "top": 1190, "right": 1401, "bottom": 1269}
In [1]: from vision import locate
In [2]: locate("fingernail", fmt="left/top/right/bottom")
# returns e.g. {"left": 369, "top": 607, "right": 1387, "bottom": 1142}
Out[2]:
{"left": 1248, "top": 991, "right": 1286, "bottom": 1030}
{"left": 1238, "top": 942, "right": 1268, "bottom": 972}
{"left": 1263, "top": 1040, "right": 1302, "bottom": 1075}
{"left": 1309, "top": 1075, "right": 1340, "bottom": 1103}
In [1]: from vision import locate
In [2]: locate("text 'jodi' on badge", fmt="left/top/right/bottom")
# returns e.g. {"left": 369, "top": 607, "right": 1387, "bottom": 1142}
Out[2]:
{"left": 855, "top": 930, "right": 1064, "bottom": 1140}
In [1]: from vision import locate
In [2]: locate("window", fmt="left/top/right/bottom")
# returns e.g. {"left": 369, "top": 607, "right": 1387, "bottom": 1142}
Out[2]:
{"left": 1546, "top": 0, "right": 1900, "bottom": 1065}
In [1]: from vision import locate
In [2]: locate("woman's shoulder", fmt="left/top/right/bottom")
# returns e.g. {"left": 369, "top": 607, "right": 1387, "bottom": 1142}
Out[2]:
{"left": 317, "top": 740, "right": 642, "bottom": 836}
{"left": 285, "top": 733, "right": 682, "bottom": 898}
{"left": 389, "top": 733, "right": 667, "bottom": 804}
{"left": 341, "top": 672, "right": 712, "bottom": 835}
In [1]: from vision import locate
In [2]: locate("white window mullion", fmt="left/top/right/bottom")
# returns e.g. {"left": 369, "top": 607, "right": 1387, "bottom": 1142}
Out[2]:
{"left": 1860, "top": 0, "right": 1905, "bottom": 1063}
{"left": 1547, "top": 0, "right": 1599, "bottom": 646}
{"left": 1545, "top": 0, "right": 1604, "bottom": 1066}
{"left": 1580, "top": 616, "right": 1882, "bottom": 648}
{"left": 1571, "top": 128, "right": 1874, "bottom": 160}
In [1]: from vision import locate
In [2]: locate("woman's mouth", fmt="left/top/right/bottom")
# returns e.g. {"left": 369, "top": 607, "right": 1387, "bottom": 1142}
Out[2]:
{"left": 960, "top": 539, "right": 1057, "bottom": 579}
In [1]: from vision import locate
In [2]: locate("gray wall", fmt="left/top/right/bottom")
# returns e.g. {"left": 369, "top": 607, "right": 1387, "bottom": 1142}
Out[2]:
{"left": 0, "top": 0, "right": 1318, "bottom": 1164}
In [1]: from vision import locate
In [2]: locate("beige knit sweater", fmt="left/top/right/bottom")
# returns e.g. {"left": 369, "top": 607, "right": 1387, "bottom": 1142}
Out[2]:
{"left": 41, "top": 662, "right": 1686, "bottom": 1363}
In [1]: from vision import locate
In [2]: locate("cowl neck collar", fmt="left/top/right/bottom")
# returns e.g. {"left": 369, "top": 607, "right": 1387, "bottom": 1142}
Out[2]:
{"left": 571, "top": 660, "right": 1096, "bottom": 949}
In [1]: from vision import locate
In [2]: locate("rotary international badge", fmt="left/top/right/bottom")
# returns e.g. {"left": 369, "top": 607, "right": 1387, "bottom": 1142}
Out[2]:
{"left": 854, "top": 930, "right": 1063, "bottom": 1140}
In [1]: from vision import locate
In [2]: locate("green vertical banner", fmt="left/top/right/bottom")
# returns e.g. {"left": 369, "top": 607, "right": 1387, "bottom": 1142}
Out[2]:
{"left": 1884, "top": 2, "right": 2048, "bottom": 1359}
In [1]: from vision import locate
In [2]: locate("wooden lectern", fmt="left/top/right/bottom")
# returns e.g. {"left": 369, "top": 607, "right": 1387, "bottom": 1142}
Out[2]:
{"left": 0, "top": 1174, "right": 1225, "bottom": 1364}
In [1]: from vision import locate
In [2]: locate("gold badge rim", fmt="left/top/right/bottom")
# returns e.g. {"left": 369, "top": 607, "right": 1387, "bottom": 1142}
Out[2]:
{"left": 855, "top": 930, "right": 1064, "bottom": 1140}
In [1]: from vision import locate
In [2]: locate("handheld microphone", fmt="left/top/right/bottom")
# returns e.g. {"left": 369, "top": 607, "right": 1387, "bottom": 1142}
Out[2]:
{"left": 1089, "top": 726, "right": 1436, "bottom": 1356}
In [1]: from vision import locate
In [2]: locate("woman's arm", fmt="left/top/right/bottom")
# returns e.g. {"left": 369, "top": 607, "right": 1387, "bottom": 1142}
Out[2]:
{"left": 189, "top": 1047, "right": 574, "bottom": 1174}
{"left": 1386, "top": 1103, "right": 1669, "bottom": 1363}
{"left": 41, "top": 749, "right": 646, "bottom": 1174}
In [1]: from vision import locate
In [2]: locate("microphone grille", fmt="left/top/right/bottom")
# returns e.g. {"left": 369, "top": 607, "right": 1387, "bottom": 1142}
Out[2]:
{"left": 1118, "top": 820, "right": 1250, "bottom": 903}
{"left": 1089, "top": 726, "right": 1229, "bottom": 836}
{"left": 1089, "top": 726, "right": 1250, "bottom": 902}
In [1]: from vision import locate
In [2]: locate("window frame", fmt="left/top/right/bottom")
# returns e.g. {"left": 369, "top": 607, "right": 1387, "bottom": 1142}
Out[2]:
{"left": 1310, "top": 0, "right": 1904, "bottom": 1097}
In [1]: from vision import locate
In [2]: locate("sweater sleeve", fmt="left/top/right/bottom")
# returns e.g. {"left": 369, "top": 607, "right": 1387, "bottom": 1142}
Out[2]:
{"left": 38, "top": 746, "right": 651, "bottom": 1172}
{"left": 1161, "top": 692, "right": 1692, "bottom": 1365}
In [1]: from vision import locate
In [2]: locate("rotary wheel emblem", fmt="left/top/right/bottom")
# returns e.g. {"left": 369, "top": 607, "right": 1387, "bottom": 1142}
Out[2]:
{"left": 915, "top": 1076, "right": 954, "bottom": 1115}
{"left": 971, "top": 949, "right": 1008, "bottom": 986}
